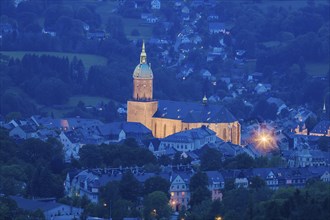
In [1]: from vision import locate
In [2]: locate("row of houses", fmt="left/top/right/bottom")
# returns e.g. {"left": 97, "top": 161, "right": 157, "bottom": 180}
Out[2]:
{"left": 2, "top": 115, "right": 262, "bottom": 163}
{"left": 8, "top": 196, "right": 83, "bottom": 220}
{"left": 2, "top": 114, "right": 328, "bottom": 171}
{"left": 65, "top": 166, "right": 330, "bottom": 211}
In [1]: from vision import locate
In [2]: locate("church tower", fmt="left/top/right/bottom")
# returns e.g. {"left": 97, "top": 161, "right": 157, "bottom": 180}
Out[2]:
{"left": 133, "top": 41, "right": 153, "bottom": 100}
{"left": 127, "top": 42, "right": 158, "bottom": 130}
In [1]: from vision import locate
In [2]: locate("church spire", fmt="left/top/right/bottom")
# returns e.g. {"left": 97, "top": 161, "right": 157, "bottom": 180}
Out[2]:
{"left": 323, "top": 99, "right": 326, "bottom": 113}
{"left": 140, "top": 40, "right": 147, "bottom": 64}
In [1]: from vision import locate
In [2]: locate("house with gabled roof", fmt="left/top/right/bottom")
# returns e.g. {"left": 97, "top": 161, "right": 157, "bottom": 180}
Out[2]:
{"left": 10, "top": 196, "right": 83, "bottom": 220}
{"left": 160, "top": 126, "right": 216, "bottom": 152}
{"left": 205, "top": 171, "right": 225, "bottom": 201}
{"left": 320, "top": 170, "right": 330, "bottom": 182}
{"left": 169, "top": 171, "right": 192, "bottom": 211}
{"left": 143, "top": 138, "right": 164, "bottom": 156}
{"left": 234, "top": 170, "right": 251, "bottom": 188}
{"left": 9, "top": 124, "right": 39, "bottom": 140}
{"left": 310, "top": 120, "right": 330, "bottom": 137}
{"left": 59, "top": 131, "right": 83, "bottom": 162}
{"left": 252, "top": 168, "right": 279, "bottom": 189}
{"left": 97, "top": 123, "right": 126, "bottom": 143}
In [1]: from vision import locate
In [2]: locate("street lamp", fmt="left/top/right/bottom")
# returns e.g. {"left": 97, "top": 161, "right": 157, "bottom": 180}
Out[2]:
{"left": 103, "top": 201, "right": 112, "bottom": 220}
{"left": 215, "top": 216, "right": 222, "bottom": 220}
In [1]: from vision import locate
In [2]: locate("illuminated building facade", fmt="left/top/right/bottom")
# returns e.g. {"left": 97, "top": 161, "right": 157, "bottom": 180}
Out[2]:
{"left": 127, "top": 43, "right": 241, "bottom": 145}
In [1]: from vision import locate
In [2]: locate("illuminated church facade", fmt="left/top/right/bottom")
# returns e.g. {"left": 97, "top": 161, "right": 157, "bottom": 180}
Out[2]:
{"left": 127, "top": 42, "right": 241, "bottom": 145}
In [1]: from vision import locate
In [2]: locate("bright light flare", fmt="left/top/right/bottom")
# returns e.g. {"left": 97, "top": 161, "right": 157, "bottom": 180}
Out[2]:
{"left": 253, "top": 129, "right": 277, "bottom": 152}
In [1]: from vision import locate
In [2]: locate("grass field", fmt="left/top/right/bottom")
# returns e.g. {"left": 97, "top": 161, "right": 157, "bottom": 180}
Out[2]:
{"left": 0, "top": 51, "right": 107, "bottom": 70}
{"left": 305, "top": 62, "right": 329, "bottom": 77}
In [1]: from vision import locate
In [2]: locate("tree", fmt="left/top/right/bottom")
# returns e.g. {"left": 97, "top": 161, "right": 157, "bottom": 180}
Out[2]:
{"left": 106, "top": 15, "right": 126, "bottom": 42}
{"left": 190, "top": 186, "right": 212, "bottom": 207}
{"left": 224, "top": 153, "right": 255, "bottom": 169}
{"left": 111, "top": 199, "right": 134, "bottom": 220}
{"left": 19, "top": 138, "right": 53, "bottom": 165}
{"left": 79, "top": 144, "right": 102, "bottom": 168}
{"left": 34, "top": 77, "right": 70, "bottom": 105}
{"left": 200, "top": 147, "right": 222, "bottom": 171}
{"left": 0, "top": 165, "right": 27, "bottom": 195}
{"left": 189, "top": 171, "right": 211, "bottom": 206}
{"left": 143, "top": 191, "right": 172, "bottom": 220}
{"left": 188, "top": 199, "right": 212, "bottom": 220}
{"left": 190, "top": 171, "right": 209, "bottom": 192}
{"left": 100, "top": 181, "right": 121, "bottom": 204}
{"left": 143, "top": 176, "right": 170, "bottom": 196}
{"left": 119, "top": 171, "right": 141, "bottom": 202}
{"left": 27, "top": 166, "right": 63, "bottom": 198}
{"left": 250, "top": 176, "right": 266, "bottom": 190}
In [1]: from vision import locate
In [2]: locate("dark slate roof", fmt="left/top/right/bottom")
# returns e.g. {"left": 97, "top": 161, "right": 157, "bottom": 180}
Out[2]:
{"left": 162, "top": 126, "right": 216, "bottom": 143}
{"left": 97, "top": 124, "right": 122, "bottom": 136}
{"left": 153, "top": 100, "right": 237, "bottom": 123}
{"left": 32, "top": 116, "right": 103, "bottom": 130}
{"left": 64, "top": 131, "right": 82, "bottom": 143}
{"left": 308, "top": 166, "right": 330, "bottom": 177}
{"left": 171, "top": 171, "right": 193, "bottom": 184}
{"left": 311, "top": 120, "right": 330, "bottom": 135}
{"left": 205, "top": 171, "right": 224, "bottom": 183}
{"left": 20, "top": 124, "right": 37, "bottom": 133}
{"left": 10, "top": 196, "right": 63, "bottom": 212}
{"left": 98, "top": 122, "right": 151, "bottom": 136}
{"left": 121, "top": 122, "right": 151, "bottom": 134}
{"left": 142, "top": 138, "right": 161, "bottom": 150}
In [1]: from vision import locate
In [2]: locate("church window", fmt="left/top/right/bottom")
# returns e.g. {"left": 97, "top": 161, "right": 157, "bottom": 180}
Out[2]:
{"left": 173, "top": 125, "right": 176, "bottom": 133}
{"left": 223, "top": 129, "right": 227, "bottom": 140}
{"left": 154, "top": 123, "right": 157, "bottom": 137}
{"left": 164, "top": 124, "right": 166, "bottom": 137}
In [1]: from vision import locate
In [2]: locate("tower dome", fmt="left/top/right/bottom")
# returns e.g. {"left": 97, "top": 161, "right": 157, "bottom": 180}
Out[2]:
{"left": 133, "top": 41, "right": 153, "bottom": 79}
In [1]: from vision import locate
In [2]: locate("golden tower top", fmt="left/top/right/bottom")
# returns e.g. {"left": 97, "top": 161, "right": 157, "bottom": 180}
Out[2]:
{"left": 140, "top": 40, "right": 147, "bottom": 64}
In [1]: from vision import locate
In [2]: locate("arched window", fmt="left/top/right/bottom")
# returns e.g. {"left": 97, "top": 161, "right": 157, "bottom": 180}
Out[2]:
{"left": 222, "top": 129, "right": 227, "bottom": 141}
{"left": 154, "top": 123, "right": 157, "bottom": 137}
{"left": 164, "top": 124, "right": 167, "bottom": 137}
{"left": 173, "top": 125, "right": 176, "bottom": 133}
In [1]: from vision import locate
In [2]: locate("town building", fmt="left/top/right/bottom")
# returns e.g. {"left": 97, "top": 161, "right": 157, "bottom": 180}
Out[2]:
{"left": 169, "top": 172, "right": 191, "bottom": 211}
{"left": 127, "top": 42, "right": 241, "bottom": 145}
{"left": 159, "top": 126, "right": 217, "bottom": 152}
{"left": 10, "top": 196, "right": 83, "bottom": 220}
{"left": 309, "top": 120, "right": 330, "bottom": 137}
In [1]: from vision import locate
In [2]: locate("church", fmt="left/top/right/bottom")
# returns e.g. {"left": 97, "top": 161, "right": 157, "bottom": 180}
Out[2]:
{"left": 127, "top": 42, "right": 241, "bottom": 145}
